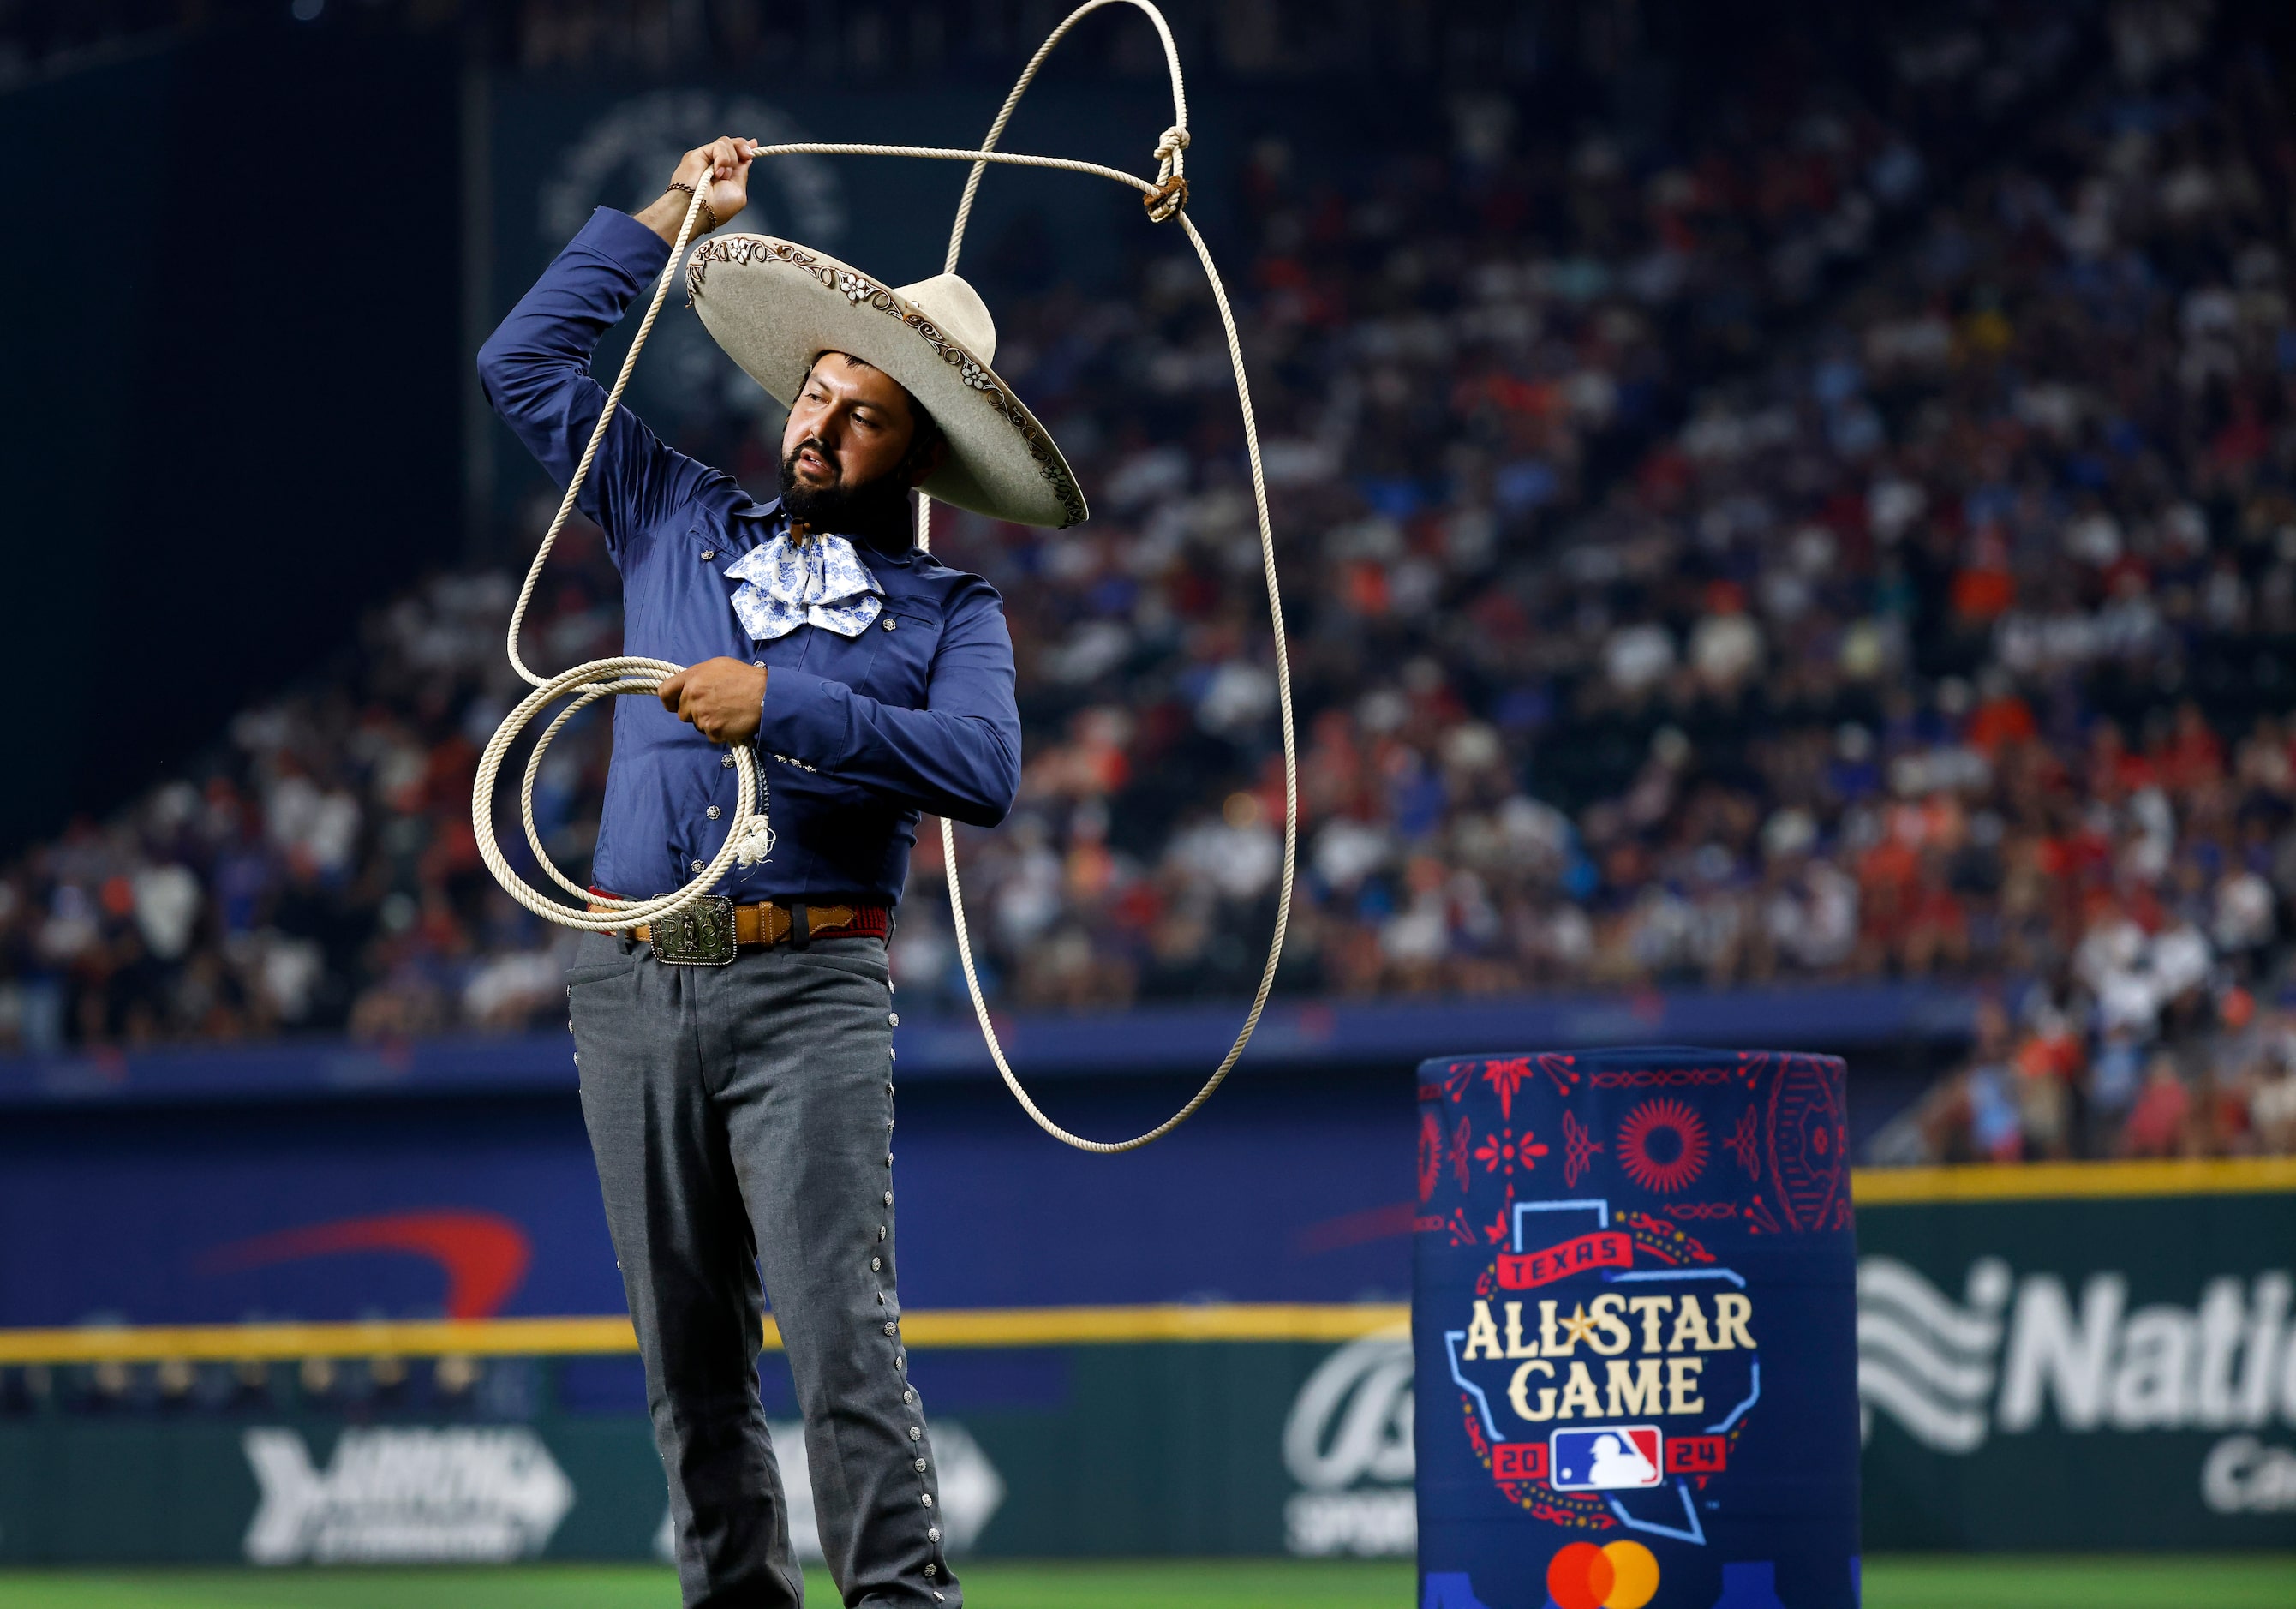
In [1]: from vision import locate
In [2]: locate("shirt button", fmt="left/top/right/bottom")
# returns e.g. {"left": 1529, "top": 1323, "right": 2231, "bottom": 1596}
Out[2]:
{"left": 707, "top": 806, "right": 721, "bottom": 819}
{"left": 888, "top": 1012, "right": 900, "bottom": 1026}
{"left": 721, "top": 753, "right": 736, "bottom": 768}
{"left": 700, "top": 549, "right": 716, "bottom": 561}
{"left": 882, "top": 617, "right": 896, "bottom": 631}
{"left": 691, "top": 858, "right": 705, "bottom": 873}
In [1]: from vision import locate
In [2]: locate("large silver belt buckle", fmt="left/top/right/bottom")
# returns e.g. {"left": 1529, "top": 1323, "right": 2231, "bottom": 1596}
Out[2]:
{"left": 650, "top": 896, "right": 738, "bottom": 965}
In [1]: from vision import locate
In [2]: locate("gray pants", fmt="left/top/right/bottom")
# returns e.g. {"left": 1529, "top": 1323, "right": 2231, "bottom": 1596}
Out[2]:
{"left": 565, "top": 930, "right": 955, "bottom": 1609}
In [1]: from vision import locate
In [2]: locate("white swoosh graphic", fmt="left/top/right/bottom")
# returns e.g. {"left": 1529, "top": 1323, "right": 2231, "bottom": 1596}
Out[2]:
{"left": 1857, "top": 1312, "right": 1998, "bottom": 1399}
{"left": 1856, "top": 1365, "right": 1992, "bottom": 1452}
{"left": 1858, "top": 1259, "right": 2007, "bottom": 1352}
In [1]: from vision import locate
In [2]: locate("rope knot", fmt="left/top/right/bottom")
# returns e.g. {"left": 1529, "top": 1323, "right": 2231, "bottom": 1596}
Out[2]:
{"left": 1145, "top": 124, "right": 1191, "bottom": 222}
{"left": 1144, "top": 172, "right": 1189, "bottom": 223}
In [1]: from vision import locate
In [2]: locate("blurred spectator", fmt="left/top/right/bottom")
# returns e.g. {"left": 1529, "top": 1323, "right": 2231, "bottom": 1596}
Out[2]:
{"left": 3, "top": 2, "right": 2292, "bottom": 1170}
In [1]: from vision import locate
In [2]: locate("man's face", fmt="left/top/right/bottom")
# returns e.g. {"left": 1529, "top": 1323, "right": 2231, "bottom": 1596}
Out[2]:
{"left": 780, "top": 352, "right": 924, "bottom": 496}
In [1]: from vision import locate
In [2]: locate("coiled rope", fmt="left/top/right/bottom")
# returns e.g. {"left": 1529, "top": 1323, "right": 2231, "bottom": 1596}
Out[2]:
{"left": 475, "top": 0, "right": 1295, "bottom": 1152}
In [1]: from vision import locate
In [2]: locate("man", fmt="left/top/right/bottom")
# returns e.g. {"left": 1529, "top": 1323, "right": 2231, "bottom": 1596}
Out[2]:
{"left": 479, "top": 135, "right": 1085, "bottom": 1607}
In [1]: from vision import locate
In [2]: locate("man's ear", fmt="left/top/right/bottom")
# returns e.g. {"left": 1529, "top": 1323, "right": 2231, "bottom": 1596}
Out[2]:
{"left": 906, "top": 432, "right": 950, "bottom": 488}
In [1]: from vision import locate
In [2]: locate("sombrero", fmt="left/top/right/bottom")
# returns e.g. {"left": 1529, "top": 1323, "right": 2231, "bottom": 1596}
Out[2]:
{"left": 685, "top": 235, "right": 1087, "bottom": 529}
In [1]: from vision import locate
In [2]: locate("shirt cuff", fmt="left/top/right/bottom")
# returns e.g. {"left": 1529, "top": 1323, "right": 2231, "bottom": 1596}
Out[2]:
{"left": 755, "top": 667, "right": 852, "bottom": 768}
{"left": 572, "top": 206, "right": 673, "bottom": 283}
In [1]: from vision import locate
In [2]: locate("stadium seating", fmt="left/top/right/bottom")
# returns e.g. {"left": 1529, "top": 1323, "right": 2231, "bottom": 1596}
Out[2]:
{"left": 1, "top": 2, "right": 2290, "bottom": 1164}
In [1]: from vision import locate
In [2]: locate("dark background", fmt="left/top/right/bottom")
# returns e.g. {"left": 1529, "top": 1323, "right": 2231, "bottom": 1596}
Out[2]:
{"left": 0, "top": 20, "right": 462, "bottom": 857}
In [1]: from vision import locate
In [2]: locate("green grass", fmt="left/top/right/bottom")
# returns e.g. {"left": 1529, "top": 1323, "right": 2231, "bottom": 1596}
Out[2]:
{"left": 0, "top": 1562, "right": 1400, "bottom": 1609}
{"left": 1857, "top": 1553, "right": 2296, "bottom": 1608}
{"left": 0, "top": 1556, "right": 2287, "bottom": 1607}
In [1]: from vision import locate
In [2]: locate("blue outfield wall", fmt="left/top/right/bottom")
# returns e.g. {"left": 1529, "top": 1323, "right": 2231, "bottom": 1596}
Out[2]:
{"left": 0, "top": 984, "right": 1970, "bottom": 1331}
{"left": 7, "top": 988, "right": 2295, "bottom": 1563}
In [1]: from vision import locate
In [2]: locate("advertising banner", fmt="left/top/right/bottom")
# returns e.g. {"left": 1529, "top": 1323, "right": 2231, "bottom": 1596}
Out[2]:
{"left": 0, "top": 1335, "right": 1380, "bottom": 1566}
{"left": 1853, "top": 1165, "right": 2296, "bottom": 1550}
{"left": 3, "top": 1158, "right": 2290, "bottom": 1564}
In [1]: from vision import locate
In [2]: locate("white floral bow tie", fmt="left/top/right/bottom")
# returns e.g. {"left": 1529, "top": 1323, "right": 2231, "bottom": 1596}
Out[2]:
{"left": 725, "top": 525, "right": 885, "bottom": 641}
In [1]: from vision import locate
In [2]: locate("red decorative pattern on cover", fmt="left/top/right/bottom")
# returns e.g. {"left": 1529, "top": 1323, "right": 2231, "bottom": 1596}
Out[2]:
{"left": 1436, "top": 1060, "right": 1477, "bottom": 1104}
{"left": 1724, "top": 1101, "right": 1762, "bottom": 1181}
{"left": 1746, "top": 1051, "right": 1851, "bottom": 1234}
{"left": 1561, "top": 1109, "right": 1602, "bottom": 1187}
{"left": 1588, "top": 1064, "right": 1740, "bottom": 1087}
{"left": 1482, "top": 1056, "right": 1534, "bottom": 1119}
{"left": 1472, "top": 1126, "right": 1551, "bottom": 1177}
{"left": 1615, "top": 1098, "right": 1710, "bottom": 1193}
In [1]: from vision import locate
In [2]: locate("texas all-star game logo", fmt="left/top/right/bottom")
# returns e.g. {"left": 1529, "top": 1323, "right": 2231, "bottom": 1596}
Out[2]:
{"left": 1441, "top": 1196, "right": 1758, "bottom": 1544}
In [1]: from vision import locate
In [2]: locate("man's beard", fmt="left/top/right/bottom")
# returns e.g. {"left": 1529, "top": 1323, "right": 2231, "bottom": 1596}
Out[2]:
{"left": 779, "top": 438, "right": 914, "bottom": 551}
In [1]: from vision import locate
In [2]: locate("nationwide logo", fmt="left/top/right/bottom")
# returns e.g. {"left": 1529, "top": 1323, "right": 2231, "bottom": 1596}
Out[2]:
{"left": 1856, "top": 1259, "right": 2296, "bottom": 1515}
{"left": 1444, "top": 1198, "right": 1755, "bottom": 1545}
{"left": 242, "top": 1426, "right": 573, "bottom": 1564}
{"left": 1855, "top": 1256, "right": 2012, "bottom": 1453}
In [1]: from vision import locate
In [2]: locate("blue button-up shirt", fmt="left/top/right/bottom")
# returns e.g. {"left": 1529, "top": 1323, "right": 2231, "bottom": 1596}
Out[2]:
{"left": 478, "top": 208, "right": 1021, "bottom": 906}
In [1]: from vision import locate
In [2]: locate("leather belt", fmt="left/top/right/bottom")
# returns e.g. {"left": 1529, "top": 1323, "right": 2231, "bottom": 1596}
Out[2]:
{"left": 588, "top": 892, "right": 888, "bottom": 963}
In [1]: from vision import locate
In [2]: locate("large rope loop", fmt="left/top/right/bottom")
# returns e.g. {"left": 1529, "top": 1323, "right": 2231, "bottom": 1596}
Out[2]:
{"left": 475, "top": 0, "right": 1295, "bottom": 1154}
{"left": 922, "top": 0, "right": 1296, "bottom": 1153}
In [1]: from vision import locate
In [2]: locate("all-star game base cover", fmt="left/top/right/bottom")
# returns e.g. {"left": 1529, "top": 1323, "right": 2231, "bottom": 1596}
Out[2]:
{"left": 1413, "top": 1047, "right": 1860, "bottom": 1609}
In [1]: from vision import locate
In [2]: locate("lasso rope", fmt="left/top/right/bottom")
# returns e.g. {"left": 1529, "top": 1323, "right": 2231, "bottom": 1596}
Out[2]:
{"left": 475, "top": 0, "right": 1295, "bottom": 1153}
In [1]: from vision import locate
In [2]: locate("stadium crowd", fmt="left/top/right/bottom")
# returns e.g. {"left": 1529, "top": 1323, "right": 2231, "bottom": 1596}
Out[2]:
{"left": 0, "top": 3, "right": 2291, "bottom": 1163}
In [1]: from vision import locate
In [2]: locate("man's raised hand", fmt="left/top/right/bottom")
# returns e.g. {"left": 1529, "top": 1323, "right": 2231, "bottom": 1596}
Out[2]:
{"left": 636, "top": 136, "right": 758, "bottom": 246}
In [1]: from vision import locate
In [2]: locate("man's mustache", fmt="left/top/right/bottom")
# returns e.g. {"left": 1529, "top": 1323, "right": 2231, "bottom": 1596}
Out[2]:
{"left": 787, "top": 437, "right": 836, "bottom": 479}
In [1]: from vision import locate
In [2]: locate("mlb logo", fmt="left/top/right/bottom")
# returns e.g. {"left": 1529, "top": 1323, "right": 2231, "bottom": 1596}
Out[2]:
{"left": 1549, "top": 1426, "right": 1664, "bottom": 1492}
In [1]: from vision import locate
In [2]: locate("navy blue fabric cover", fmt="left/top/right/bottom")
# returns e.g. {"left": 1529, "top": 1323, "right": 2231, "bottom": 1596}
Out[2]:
{"left": 1414, "top": 1047, "right": 1859, "bottom": 1608}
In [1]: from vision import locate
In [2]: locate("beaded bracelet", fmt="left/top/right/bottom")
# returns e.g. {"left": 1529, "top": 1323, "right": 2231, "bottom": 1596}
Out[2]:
{"left": 666, "top": 180, "right": 720, "bottom": 232}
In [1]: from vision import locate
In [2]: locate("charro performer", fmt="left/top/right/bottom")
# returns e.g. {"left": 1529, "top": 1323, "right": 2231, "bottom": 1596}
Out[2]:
{"left": 480, "top": 135, "right": 1083, "bottom": 1607}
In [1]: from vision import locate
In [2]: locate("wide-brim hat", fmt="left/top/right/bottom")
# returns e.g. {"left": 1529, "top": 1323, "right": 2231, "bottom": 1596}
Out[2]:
{"left": 685, "top": 235, "right": 1087, "bottom": 529}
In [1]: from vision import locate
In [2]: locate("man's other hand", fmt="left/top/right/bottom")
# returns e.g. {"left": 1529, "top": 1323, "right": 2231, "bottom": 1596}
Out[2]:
{"left": 659, "top": 658, "right": 768, "bottom": 745}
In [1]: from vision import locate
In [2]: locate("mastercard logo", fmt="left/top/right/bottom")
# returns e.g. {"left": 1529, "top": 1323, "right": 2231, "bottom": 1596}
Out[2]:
{"left": 1545, "top": 1540, "right": 1659, "bottom": 1609}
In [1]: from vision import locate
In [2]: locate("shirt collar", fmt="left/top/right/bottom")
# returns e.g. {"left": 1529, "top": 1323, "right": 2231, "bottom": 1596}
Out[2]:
{"left": 734, "top": 494, "right": 919, "bottom": 567}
